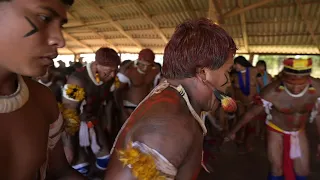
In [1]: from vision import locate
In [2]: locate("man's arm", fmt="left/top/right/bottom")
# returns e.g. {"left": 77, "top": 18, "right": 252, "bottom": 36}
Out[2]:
{"left": 114, "top": 65, "right": 131, "bottom": 118}
{"left": 41, "top": 81, "right": 85, "bottom": 180}
{"left": 105, "top": 115, "right": 193, "bottom": 180}
{"left": 228, "top": 104, "right": 264, "bottom": 138}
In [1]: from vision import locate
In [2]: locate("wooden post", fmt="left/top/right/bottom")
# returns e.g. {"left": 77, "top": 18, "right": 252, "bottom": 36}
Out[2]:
{"left": 249, "top": 54, "right": 254, "bottom": 64}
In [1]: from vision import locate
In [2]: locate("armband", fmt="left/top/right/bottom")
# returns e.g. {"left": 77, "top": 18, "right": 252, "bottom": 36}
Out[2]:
{"left": 62, "top": 84, "right": 85, "bottom": 102}
{"left": 118, "top": 141, "right": 177, "bottom": 180}
{"left": 62, "top": 108, "right": 80, "bottom": 135}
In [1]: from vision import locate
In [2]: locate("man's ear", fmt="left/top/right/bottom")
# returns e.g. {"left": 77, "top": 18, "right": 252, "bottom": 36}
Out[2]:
{"left": 196, "top": 67, "right": 206, "bottom": 82}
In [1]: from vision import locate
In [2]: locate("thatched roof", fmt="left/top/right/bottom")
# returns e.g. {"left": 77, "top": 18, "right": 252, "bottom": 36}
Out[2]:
{"left": 59, "top": 0, "right": 320, "bottom": 55}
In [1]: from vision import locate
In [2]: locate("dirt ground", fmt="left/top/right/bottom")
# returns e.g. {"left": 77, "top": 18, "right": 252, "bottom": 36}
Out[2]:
{"left": 197, "top": 124, "right": 320, "bottom": 180}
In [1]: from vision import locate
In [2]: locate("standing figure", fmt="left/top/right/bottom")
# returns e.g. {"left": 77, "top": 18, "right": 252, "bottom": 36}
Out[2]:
{"left": 232, "top": 56, "right": 260, "bottom": 153}
{"left": 255, "top": 60, "right": 273, "bottom": 139}
{"left": 227, "top": 58, "right": 320, "bottom": 180}
{"left": 114, "top": 49, "right": 160, "bottom": 123}
{"left": 105, "top": 18, "right": 237, "bottom": 180}
{"left": 0, "top": 0, "right": 85, "bottom": 179}
{"left": 61, "top": 47, "right": 120, "bottom": 176}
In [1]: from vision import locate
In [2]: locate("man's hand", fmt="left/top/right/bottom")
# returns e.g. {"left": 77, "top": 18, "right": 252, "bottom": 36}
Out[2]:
{"left": 224, "top": 132, "right": 235, "bottom": 142}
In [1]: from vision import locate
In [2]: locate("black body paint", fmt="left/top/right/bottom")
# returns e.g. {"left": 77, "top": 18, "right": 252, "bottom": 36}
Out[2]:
{"left": 23, "top": 16, "right": 39, "bottom": 37}
{"left": 220, "top": 73, "right": 229, "bottom": 87}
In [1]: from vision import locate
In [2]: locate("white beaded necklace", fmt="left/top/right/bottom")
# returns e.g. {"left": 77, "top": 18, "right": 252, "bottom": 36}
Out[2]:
{"left": 0, "top": 75, "right": 29, "bottom": 113}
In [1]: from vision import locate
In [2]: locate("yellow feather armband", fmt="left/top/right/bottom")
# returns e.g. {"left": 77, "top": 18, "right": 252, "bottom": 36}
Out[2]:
{"left": 118, "top": 141, "right": 177, "bottom": 180}
{"left": 62, "top": 84, "right": 85, "bottom": 102}
{"left": 62, "top": 108, "right": 80, "bottom": 135}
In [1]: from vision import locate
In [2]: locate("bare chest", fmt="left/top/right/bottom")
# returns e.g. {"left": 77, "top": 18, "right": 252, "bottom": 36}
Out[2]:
{"left": 128, "top": 69, "right": 156, "bottom": 87}
{"left": 273, "top": 94, "right": 317, "bottom": 114}
{"left": 0, "top": 101, "right": 49, "bottom": 179}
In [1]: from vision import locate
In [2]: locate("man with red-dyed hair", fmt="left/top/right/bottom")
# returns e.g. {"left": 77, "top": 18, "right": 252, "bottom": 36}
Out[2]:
{"left": 227, "top": 58, "right": 320, "bottom": 180}
{"left": 61, "top": 47, "right": 120, "bottom": 176}
{"left": 114, "top": 48, "right": 160, "bottom": 123}
{"left": 105, "top": 18, "right": 237, "bottom": 180}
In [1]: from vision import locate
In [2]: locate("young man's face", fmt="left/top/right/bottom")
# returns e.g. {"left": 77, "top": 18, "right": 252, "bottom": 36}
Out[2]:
{"left": 282, "top": 73, "right": 309, "bottom": 94}
{"left": 0, "top": 0, "right": 68, "bottom": 77}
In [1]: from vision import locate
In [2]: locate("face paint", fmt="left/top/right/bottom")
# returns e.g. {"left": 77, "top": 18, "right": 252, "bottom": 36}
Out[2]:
{"left": 220, "top": 73, "right": 229, "bottom": 87}
{"left": 23, "top": 16, "right": 39, "bottom": 37}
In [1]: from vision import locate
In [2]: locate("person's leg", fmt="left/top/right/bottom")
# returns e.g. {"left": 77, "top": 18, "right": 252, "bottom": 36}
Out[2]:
{"left": 294, "top": 130, "right": 310, "bottom": 179}
{"left": 267, "top": 129, "right": 284, "bottom": 179}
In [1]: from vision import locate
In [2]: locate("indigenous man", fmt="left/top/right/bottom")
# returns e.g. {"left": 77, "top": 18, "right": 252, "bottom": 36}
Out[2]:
{"left": 105, "top": 18, "right": 237, "bottom": 180}
{"left": 61, "top": 47, "right": 120, "bottom": 176}
{"left": 227, "top": 58, "right": 320, "bottom": 180}
{"left": 232, "top": 56, "right": 261, "bottom": 153}
{"left": 0, "top": 0, "right": 85, "bottom": 179}
{"left": 255, "top": 60, "right": 273, "bottom": 139}
{"left": 114, "top": 49, "right": 160, "bottom": 122}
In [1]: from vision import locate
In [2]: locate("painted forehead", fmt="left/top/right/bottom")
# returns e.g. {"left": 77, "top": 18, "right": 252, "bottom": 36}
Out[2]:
{"left": 283, "top": 74, "right": 308, "bottom": 83}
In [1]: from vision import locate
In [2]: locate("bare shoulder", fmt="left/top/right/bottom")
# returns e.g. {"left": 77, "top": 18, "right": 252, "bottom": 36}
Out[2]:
{"left": 130, "top": 113, "right": 195, "bottom": 168}
{"left": 24, "top": 77, "right": 59, "bottom": 124}
{"left": 119, "top": 61, "right": 134, "bottom": 75}
{"left": 310, "top": 77, "right": 320, "bottom": 96}
{"left": 260, "top": 79, "right": 281, "bottom": 101}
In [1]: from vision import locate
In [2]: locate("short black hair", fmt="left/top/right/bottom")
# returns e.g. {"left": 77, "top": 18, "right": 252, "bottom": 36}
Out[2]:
{"left": 256, "top": 60, "right": 267, "bottom": 69}
{"left": 234, "top": 56, "right": 252, "bottom": 67}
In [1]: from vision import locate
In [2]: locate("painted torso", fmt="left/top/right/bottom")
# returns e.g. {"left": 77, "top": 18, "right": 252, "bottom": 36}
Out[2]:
{"left": 262, "top": 79, "right": 320, "bottom": 131}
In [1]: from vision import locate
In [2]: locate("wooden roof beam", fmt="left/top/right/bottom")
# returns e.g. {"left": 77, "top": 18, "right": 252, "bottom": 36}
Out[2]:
{"left": 295, "top": 0, "right": 320, "bottom": 53}
{"left": 67, "top": 11, "right": 119, "bottom": 52}
{"left": 238, "top": 0, "right": 249, "bottom": 53}
{"left": 208, "top": 0, "right": 224, "bottom": 24}
{"left": 224, "top": 0, "right": 274, "bottom": 18}
{"left": 62, "top": 30, "right": 94, "bottom": 52}
{"left": 133, "top": 0, "right": 168, "bottom": 44}
{"left": 85, "top": 0, "right": 143, "bottom": 49}
{"left": 181, "top": 0, "right": 197, "bottom": 19}
{"left": 63, "top": 45, "right": 76, "bottom": 54}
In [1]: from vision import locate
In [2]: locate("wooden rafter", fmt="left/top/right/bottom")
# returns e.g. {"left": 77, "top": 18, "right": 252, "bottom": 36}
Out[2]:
{"left": 208, "top": 0, "right": 224, "bottom": 24}
{"left": 295, "top": 0, "right": 320, "bottom": 53}
{"left": 63, "top": 45, "right": 76, "bottom": 54}
{"left": 224, "top": 0, "right": 274, "bottom": 18}
{"left": 85, "top": 0, "right": 143, "bottom": 49}
{"left": 181, "top": 0, "right": 197, "bottom": 19}
{"left": 67, "top": 11, "right": 119, "bottom": 52}
{"left": 133, "top": 0, "right": 168, "bottom": 44}
{"left": 238, "top": 0, "right": 249, "bottom": 53}
{"left": 62, "top": 30, "right": 94, "bottom": 52}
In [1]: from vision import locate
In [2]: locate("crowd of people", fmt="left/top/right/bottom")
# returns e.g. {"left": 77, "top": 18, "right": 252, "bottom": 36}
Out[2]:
{"left": 0, "top": 1, "right": 319, "bottom": 180}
